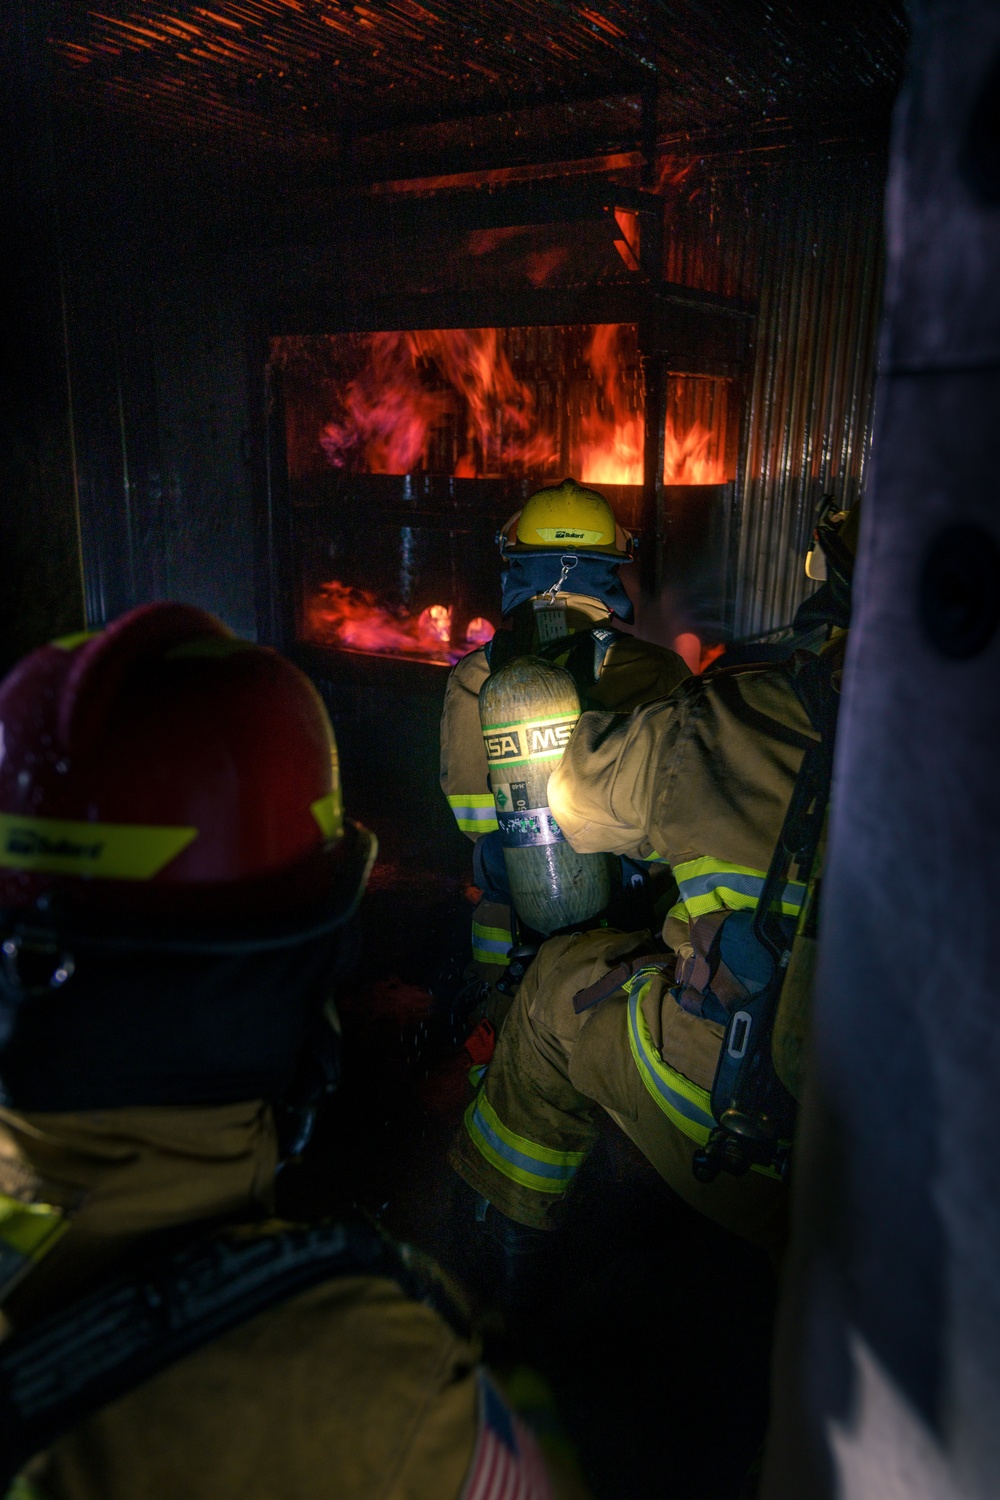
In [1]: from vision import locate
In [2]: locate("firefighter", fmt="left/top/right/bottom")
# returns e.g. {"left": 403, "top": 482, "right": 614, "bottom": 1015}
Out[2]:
{"left": 440, "top": 477, "right": 689, "bottom": 984}
{"left": 448, "top": 506, "right": 857, "bottom": 1264}
{"left": 0, "top": 604, "right": 561, "bottom": 1500}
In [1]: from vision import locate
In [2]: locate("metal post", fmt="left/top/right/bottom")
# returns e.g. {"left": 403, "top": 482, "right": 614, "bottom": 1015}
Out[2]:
{"left": 640, "top": 351, "right": 668, "bottom": 596}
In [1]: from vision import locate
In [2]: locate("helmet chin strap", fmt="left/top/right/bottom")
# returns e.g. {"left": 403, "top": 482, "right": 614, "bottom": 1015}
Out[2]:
{"left": 543, "top": 555, "right": 579, "bottom": 603}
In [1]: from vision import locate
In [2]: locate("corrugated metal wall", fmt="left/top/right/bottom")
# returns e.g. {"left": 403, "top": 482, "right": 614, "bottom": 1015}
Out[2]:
{"left": 663, "top": 146, "right": 885, "bottom": 636}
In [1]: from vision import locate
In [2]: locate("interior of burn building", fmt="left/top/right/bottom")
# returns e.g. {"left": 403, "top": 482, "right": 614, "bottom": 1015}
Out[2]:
{"left": 7, "top": 1, "right": 1000, "bottom": 1495}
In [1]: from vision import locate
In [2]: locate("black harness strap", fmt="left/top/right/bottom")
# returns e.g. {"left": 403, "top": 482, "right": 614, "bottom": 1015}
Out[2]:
{"left": 0, "top": 1220, "right": 467, "bottom": 1488}
{"left": 485, "top": 625, "right": 622, "bottom": 696}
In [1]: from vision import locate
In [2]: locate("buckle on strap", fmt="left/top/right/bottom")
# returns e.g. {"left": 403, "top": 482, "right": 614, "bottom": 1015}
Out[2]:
{"left": 572, "top": 953, "right": 674, "bottom": 1014}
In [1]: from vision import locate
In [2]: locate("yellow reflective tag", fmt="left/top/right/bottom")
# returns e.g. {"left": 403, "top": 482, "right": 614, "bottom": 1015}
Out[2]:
{"left": 310, "top": 789, "right": 344, "bottom": 841}
{"left": 0, "top": 813, "right": 197, "bottom": 879}
{"left": 531, "top": 527, "right": 606, "bottom": 545}
{"left": 164, "top": 636, "right": 250, "bottom": 660}
{"left": 50, "top": 630, "right": 98, "bottom": 651}
{"left": 0, "top": 1194, "right": 68, "bottom": 1298}
{"left": 0, "top": 1195, "right": 67, "bottom": 1259}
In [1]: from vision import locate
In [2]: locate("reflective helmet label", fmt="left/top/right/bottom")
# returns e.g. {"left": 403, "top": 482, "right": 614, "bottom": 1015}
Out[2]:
{"left": 532, "top": 527, "right": 606, "bottom": 544}
{"left": 0, "top": 814, "right": 197, "bottom": 879}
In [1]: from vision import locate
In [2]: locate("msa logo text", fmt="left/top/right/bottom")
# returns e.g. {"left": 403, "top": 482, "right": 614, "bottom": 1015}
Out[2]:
{"left": 6, "top": 829, "right": 104, "bottom": 861}
{"left": 528, "top": 723, "right": 573, "bottom": 754}
{"left": 484, "top": 718, "right": 576, "bottom": 764}
{"left": 484, "top": 732, "right": 520, "bottom": 763}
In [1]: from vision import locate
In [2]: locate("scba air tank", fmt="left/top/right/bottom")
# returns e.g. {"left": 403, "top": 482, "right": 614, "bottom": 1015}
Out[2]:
{"left": 479, "top": 657, "right": 612, "bottom": 934}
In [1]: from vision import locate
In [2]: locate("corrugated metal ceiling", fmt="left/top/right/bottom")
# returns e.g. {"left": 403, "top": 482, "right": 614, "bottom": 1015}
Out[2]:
{"left": 46, "top": 1, "right": 908, "bottom": 169}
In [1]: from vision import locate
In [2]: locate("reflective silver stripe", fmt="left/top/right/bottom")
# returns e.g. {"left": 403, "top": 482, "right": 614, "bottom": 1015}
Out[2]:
{"left": 452, "top": 805, "right": 499, "bottom": 823}
{"left": 472, "top": 934, "right": 511, "bottom": 956}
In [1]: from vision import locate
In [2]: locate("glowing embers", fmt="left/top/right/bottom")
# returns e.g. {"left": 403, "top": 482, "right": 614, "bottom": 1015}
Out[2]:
{"left": 306, "top": 580, "right": 494, "bottom": 666}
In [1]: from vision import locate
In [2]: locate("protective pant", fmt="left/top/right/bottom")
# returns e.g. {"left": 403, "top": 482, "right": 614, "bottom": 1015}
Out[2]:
{"left": 449, "top": 928, "right": 788, "bottom": 1257}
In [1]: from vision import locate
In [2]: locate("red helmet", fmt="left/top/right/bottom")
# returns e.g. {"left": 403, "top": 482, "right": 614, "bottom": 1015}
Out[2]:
{"left": 0, "top": 603, "right": 375, "bottom": 945}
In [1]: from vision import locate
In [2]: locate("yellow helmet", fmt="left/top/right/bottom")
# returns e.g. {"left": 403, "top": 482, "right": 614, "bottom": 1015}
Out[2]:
{"left": 499, "top": 478, "right": 632, "bottom": 559}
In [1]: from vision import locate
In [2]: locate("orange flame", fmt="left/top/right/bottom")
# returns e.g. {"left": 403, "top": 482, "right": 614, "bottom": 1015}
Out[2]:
{"left": 306, "top": 580, "right": 494, "bottom": 665}
{"left": 320, "top": 329, "right": 556, "bottom": 478}
{"left": 465, "top": 616, "right": 495, "bottom": 646}
{"left": 672, "top": 632, "right": 727, "bottom": 674}
{"left": 578, "top": 324, "right": 644, "bottom": 485}
{"left": 577, "top": 326, "right": 729, "bottom": 486}
{"left": 663, "top": 417, "right": 727, "bottom": 486}
{"left": 314, "top": 324, "right": 727, "bottom": 489}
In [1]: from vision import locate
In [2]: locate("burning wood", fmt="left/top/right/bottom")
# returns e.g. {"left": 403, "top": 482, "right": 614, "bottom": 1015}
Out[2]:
{"left": 306, "top": 579, "right": 494, "bottom": 665}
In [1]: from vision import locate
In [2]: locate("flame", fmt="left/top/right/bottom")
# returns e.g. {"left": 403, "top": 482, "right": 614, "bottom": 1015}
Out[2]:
{"left": 578, "top": 324, "right": 644, "bottom": 485}
{"left": 319, "top": 334, "right": 451, "bottom": 474}
{"left": 320, "top": 329, "right": 556, "bottom": 478}
{"left": 465, "top": 616, "right": 495, "bottom": 646}
{"left": 663, "top": 417, "right": 727, "bottom": 486}
{"left": 673, "top": 632, "right": 727, "bottom": 674}
{"left": 306, "top": 580, "right": 494, "bottom": 665}
{"left": 312, "top": 323, "right": 727, "bottom": 490}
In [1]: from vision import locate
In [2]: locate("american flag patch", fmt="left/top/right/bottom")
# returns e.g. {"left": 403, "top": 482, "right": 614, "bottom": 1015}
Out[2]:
{"left": 462, "top": 1370, "right": 554, "bottom": 1500}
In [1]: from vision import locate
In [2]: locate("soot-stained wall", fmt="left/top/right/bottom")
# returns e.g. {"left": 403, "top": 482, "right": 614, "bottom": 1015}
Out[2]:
{"left": 0, "top": 2, "right": 84, "bottom": 676}
{"left": 57, "top": 123, "right": 262, "bottom": 639}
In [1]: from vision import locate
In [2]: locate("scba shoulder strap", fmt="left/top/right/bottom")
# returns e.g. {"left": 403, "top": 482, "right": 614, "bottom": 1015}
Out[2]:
{"left": 0, "top": 1219, "right": 468, "bottom": 1489}
{"left": 485, "top": 626, "right": 621, "bottom": 693}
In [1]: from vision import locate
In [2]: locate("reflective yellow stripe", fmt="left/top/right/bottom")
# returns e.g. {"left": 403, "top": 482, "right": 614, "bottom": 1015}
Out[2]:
{"left": 642, "top": 849, "right": 670, "bottom": 864}
{"left": 50, "top": 630, "right": 97, "bottom": 651}
{"left": 672, "top": 856, "right": 806, "bottom": 920}
{"left": 627, "top": 982, "right": 781, "bottom": 1178}
{"left": 472, "top": 951, "right": 510, "bottom": 968}
{"left": 6, "top": 1477, "right": 48, "bottom": 1500}
{"left": 0, "top": 813, "right": 197, "bottom": 880}
{"left": 627, "top": 983, "right": 716, "bottom": 1144}
{"left": 0, "top": 1194, "right": 68, "bottom": 1299}
{"left": 471, "top": 922, "right": 511, "bottom": 943}
{"left": 458, "top": 816, "right": 500, "bottom": 834}
{"left": 0, "top": 1196, "right": 67, "bottom": 1260}
{"left": 464, "top": 1092, "right": 586, "bottom": 1195}
{"left": 6, "top": 1477, "right": 49, "bottom": 1500}
{"left": 164, "top": 637, "right": 248, "bottom": 660}
{"left": 447, "top": 793, "right": 499, "bottom": 835}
